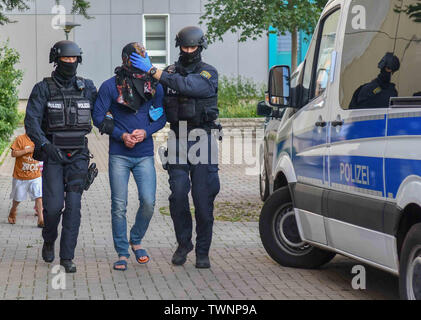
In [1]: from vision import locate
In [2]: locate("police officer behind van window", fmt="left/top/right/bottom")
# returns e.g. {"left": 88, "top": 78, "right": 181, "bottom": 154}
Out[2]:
{"left": 349, "top": 52, "right": 400, "bottom": 109}
{"left": 24, "top": 40, "right": 97, "bottom": 273}
{"left": 130, "top": 26, "right": 220, "bottom": 269}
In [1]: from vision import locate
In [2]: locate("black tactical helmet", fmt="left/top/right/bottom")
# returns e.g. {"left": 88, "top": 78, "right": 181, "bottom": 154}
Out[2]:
{"left": 378, "top": 52, "right": 400, "bottom": 72}
{"left": 49, "top": 40, "right": 83, "bottom": 64}
{"left": 175, "top": 26, "right": 208, "bottom": 49}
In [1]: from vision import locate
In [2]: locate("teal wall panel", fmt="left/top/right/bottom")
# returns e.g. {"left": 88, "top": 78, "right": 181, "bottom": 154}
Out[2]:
{"left": 269, "top": 28, "right": 311, "bottom": 71}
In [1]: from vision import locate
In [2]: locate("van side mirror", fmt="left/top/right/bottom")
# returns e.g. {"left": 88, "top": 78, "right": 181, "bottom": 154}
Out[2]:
{"left": 257, "top": 100, "right": 272, "bottom": 117}
{"left": 268, "top": 65, "right": 290, "bottom": 107}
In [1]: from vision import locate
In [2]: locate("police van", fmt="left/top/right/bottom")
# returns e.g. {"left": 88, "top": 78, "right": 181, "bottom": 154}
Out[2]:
{"left": 257, "top": 0, "right": 421, "bottom": 299}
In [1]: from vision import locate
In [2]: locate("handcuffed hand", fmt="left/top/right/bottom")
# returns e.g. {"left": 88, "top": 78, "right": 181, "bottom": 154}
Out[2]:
{"left": 122, "top": 133, "right": 137, "bottom": 149}
{"left": 132, "top": 129, "right": 147, "bottom": 143}
{"left": 130, "top": 52, "right": 152, "bottom": 73}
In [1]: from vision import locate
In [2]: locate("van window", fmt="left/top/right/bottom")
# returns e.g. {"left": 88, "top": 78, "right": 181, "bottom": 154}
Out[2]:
{"left": 340, "top": 0, "right": 421, "bottom": 109}
{"left": 301, "top": 9, "right": 340, "bottom": 106}
{"left": 314, "top": 10, "right": 340, "bottom": 98}
{"left": 301, "top": 31, "right": 317, "bottom": 106}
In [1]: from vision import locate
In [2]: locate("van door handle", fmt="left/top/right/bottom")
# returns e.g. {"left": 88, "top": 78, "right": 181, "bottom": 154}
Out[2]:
{"left": 332, "top": 116, "right": 344, "bottom": 127}
{"left": 315, "top": 120, "right": 327, "bottom": 128}
{"left": 332, "top": 120, "right": 344, "bottom": 127}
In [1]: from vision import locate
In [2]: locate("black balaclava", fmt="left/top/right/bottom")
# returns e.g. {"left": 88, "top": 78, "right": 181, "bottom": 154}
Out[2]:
{"left": 55, "top": 60, "right": 78, "bottom": 80}
{"left": 179, "top": 47, "right": 202, "bottom": 69}
{"left": 376, "top": 53, "right": 400, "bottom": 88}
{"left": 377, "top": 68, "right": 392, "bottom": 88}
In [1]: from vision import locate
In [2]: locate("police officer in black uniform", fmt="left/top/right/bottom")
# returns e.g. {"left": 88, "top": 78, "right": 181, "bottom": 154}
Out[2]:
{"left": 130, "top": 26, "right": 220, "bottom": 268}
{"left": 24, "top": 40, "right": 97, "bottom": 273}
{"left": 349, "top": 52, "right": 400, "bottom": 109}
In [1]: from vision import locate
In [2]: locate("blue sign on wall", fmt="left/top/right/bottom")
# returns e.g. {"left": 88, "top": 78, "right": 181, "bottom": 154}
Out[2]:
{"left": 268, "top": 26, "right": 311, "bottom": 71}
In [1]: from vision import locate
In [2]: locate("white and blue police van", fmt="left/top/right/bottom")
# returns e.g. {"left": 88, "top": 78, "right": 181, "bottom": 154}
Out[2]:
{"left": 257, "top": 0, "right": 421, "bottom": 299}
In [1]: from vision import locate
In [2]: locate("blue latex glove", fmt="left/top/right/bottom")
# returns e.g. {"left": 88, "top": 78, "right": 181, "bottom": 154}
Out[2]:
{"left": 149, "top": 106, "right": 164, "bottom": 121}
{"left": 130, "top": 52, "right": 152, "bottom": 73}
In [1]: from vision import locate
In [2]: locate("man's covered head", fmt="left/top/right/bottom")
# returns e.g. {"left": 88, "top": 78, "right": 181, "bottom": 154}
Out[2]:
{"left": 122, "top": 42, "right": 146, "bottom": 70}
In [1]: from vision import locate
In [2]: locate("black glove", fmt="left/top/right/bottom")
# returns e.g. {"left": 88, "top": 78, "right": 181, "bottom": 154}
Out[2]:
{"left": 42, "top": 143, "right": 65, "bottom": 163}
{"left": 99, "top": 115, "right": 115, "bottom": 135}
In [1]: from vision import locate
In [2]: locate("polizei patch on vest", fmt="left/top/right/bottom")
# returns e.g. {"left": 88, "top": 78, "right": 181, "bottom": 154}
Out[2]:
{"left": 47, "top": 102, "right": 63, "bottom": 109}
{"left": 200, "top": 70, "right": 212, "bottom": 79}
{"left": 77, "top": 102, "right": 91, "bottom": 109}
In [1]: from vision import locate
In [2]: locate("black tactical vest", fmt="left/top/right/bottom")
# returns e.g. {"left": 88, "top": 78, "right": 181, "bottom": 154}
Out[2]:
{"left": 44, "top": 77, "right": 92, "bottom": 149}
{"left": 163, "top": 63, "right": 219, "bottom": 130}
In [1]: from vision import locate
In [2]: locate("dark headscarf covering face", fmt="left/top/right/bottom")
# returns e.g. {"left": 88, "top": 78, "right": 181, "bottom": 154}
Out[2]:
{"left": 115, "top": 42, "right": 157, "bottom": 112}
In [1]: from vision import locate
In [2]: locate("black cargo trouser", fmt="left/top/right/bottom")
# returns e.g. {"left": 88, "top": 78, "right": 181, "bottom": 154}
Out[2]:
{"left": 167, "top": 133, "right": 220, "bottom": 257}
{"left": 41, "top": 148, "right": 89, "bottom": 260}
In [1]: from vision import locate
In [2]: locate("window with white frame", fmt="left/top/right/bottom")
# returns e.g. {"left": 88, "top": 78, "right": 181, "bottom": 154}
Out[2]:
{"left": 143, "top": 15, "right": 169, "bottom": 69}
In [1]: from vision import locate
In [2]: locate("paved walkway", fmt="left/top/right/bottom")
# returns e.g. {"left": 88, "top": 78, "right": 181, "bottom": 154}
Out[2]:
{"left": 0, "top": 129, "right": 399, "bottom": 300}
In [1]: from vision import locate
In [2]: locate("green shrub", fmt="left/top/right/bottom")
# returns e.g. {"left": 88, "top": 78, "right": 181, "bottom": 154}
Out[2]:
{"left": 218, "top": 76, "right": 265, "bottom": 118}
{"left": 0, "top": 40, "right": 22, "bottom": 154}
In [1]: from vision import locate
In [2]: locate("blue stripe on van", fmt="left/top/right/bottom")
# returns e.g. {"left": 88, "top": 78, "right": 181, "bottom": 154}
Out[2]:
{"left": 385, "top": 158, "right": 421, "bottom": 198}
{"left": 293, "top": 126, "right": 327, "bottom": 183}
{"left": 330, "top": 117, "right": 386, "bottom": 143}
{"left": 388, "top": 116, "right": 421, "bottom": 136}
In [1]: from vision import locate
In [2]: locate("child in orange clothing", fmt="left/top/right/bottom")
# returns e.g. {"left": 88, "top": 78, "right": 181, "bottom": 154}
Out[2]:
{"left": 8, "top": 133, "right": 44, "bottom": 228}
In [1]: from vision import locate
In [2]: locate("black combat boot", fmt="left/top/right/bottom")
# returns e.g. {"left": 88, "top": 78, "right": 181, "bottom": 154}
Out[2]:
{"left": 42, "top": 242, "right": 55, "bottom": 263}
{"left": 195, "top": 255, "right": 211, "bottom": 269}
{"left": 171, "top": 243, "right": 194, "bottom": 266}
{"left": 60, "top": 259, "right": 77, "bottom": 273}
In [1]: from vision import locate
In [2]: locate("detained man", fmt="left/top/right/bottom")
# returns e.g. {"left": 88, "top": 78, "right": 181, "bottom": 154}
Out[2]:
{"left": 93, "top": 43, "right": 166, "bottom": 271}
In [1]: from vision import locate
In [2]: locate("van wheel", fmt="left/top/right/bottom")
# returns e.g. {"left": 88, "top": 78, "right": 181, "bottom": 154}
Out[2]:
{"left": 259, "top": 187, "right": 335, "bottom": 268}
{"left": 259, "top": 160, "right": 270, "bottom": 201}
{"left": 399, "top": 223, "right": 421, "bottom": 300}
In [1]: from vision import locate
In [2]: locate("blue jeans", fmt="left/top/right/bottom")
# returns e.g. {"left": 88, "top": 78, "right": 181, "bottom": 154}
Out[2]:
{"left": 109, "top": 155, "right": 156, "bottom": 258}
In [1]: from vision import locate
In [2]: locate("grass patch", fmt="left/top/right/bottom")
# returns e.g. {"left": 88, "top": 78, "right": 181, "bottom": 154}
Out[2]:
{"left": 218, "top": 76, "right": 265, "bottom": 118}
{"left": 159, "top": 201, "right": 262, "bottom": 222}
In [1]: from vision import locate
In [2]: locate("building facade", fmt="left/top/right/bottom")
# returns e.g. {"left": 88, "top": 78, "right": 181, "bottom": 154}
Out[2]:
{"left": 0, "top": 0, "right": 269, "bottom": 98}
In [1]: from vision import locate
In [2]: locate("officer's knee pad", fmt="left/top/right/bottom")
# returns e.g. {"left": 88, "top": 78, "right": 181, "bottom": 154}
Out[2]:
{"left": 207, "top": 165, "right": 220, "bottom": 196}
{"left": 44, "top": 202, "right": 64, "bottom": 215}
{"left": 65, "top": 174, "right": 86, "bottom": 194}
{"left": 168, "top": 164, "right": 190, "bottom": 197}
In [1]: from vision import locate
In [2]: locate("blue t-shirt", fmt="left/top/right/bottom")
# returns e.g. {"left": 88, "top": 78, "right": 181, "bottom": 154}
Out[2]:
{"left": 93, "top": 76, "right": 166, "bottom": 158}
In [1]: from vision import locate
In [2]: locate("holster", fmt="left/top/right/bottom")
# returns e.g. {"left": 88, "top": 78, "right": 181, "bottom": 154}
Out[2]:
{"left": 52, "top": 131, "right": 87, "bottom": 150}
{"left": 84, "top": 162, "right": 98, "bottom": 191}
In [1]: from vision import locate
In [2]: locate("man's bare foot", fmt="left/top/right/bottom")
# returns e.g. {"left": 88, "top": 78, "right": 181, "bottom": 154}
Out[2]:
{"left": 8, "top": 208, "right": 17, "bottom": 224}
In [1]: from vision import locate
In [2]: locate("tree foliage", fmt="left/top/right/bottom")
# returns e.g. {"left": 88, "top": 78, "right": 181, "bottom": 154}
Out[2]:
{"left": 0, "top": 41, "right": 22, "bottom": 143}
{"left": 200, "top": 0, "right": 328, "bottom": 70}
{"left": 396, "top": 0, "right": 421, "bottom": 23}
{"left": 0, "top": 0, "right": 92, "bottom": 25}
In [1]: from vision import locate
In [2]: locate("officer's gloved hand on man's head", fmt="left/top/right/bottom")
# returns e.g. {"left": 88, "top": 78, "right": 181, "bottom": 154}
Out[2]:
{"left": 129, "top": 52, "right": 152, "bottom": 73}
{"left": 42, "top": 143, "right": 65, "bottom": 163}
